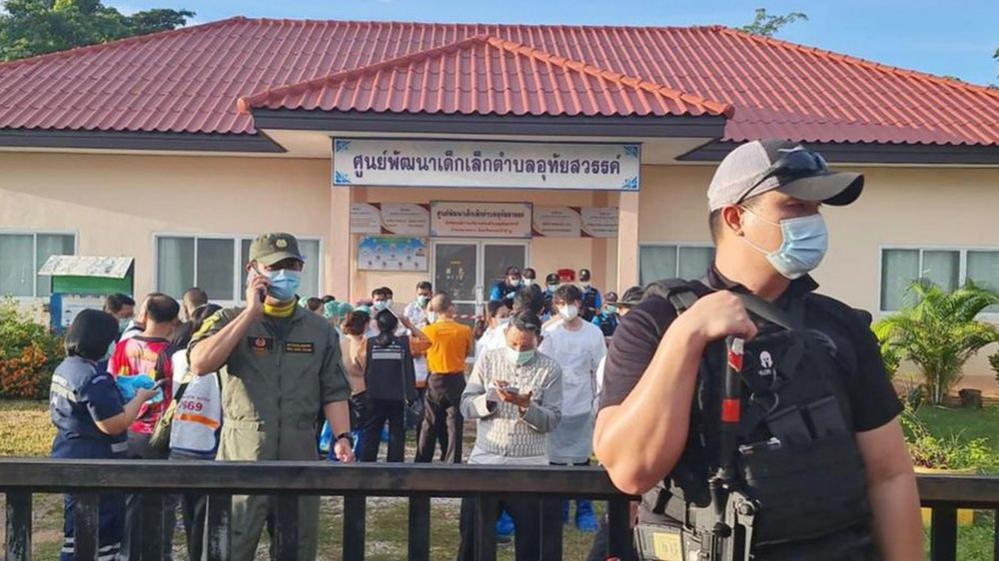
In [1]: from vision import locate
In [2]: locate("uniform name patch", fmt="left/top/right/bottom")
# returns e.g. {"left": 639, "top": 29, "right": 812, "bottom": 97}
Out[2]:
{"left": 247, "top": 336, "right": 274, "bottom": 354}
{"left": 285, "top": 342, "right": 315, "bottom": 354}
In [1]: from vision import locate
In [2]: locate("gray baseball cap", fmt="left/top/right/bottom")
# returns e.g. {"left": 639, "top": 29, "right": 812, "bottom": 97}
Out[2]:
{"left": 707, "top": 140, "right": 863, "bottom": 211}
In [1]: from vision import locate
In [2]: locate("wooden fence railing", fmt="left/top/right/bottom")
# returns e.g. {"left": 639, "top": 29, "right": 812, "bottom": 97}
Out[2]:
{"left": 1, "top": 459, "right": 996, "bottom": 561}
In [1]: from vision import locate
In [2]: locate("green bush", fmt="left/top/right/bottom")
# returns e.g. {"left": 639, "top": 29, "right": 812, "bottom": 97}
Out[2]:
{"left": 900, "top": 403, "right": 997, "bottom": 472}
{"left": 0, "top": 298, "right": 63, "bottom": 399}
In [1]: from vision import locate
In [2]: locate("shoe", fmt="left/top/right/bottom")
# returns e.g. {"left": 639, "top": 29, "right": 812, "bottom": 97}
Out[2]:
{"left": 575, "top": 500, "right": 599, "bottom": 533}
{"left": 561, "top": 500, "right": 570, "bottom": 525}
{"left": 496, "top": 510, "right": 515, "bottom": 538}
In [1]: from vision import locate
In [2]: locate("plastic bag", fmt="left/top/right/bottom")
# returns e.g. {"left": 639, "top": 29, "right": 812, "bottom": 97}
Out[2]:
{"left": 115, "top": 374, "right": 164, "bottom": 404}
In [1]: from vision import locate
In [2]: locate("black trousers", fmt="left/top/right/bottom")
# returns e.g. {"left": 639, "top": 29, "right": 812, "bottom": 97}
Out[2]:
{"left": 359, "top": 398, "right": 406, "bottom": 463}
{"left": 457, "top": 496, "right": 562, "bottom": 561}
{"left": 413, "top": 386, "right": 450, "bottom": 461}
{"left": 415, "top": 373, "right": 466, "bottom": 463}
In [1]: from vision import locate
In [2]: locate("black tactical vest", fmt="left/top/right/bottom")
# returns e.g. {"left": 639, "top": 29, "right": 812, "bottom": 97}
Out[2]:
{"left": 640, "top": 279, "right": 877, "bottom": 561}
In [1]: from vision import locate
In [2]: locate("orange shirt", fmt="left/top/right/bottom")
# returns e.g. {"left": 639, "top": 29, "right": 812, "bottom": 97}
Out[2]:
{"left": 422, "top": 319, "right": 473, "bottom": 374}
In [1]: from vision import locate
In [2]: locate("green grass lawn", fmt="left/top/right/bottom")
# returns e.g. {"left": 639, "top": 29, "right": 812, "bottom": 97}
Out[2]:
{"left": 2, "top": 400, "right": 996, "bottom": 560}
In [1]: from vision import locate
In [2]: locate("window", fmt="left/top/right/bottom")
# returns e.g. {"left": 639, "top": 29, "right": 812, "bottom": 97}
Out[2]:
{"left": 880, "top": 248, "right": 999, "bottom": 312}
{"left": 967, "top": 250, "right": 999, "bottom": 313}
{"left": 639, "top": 244, "right": 715, "bottom": 285}
{"left": 157, "top": 235, "right": 322, "bottom": 302}
{"left": 0, "top": 232, "right": 75, "bottom": 298}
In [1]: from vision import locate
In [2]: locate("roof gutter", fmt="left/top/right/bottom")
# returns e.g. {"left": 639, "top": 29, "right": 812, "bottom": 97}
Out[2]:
{"left": 0, "top": 129, "right": 286, "bottom": 153}
{"left": 249, "top": 109, "right": 729, "bottom": 139}
{"left": 678, "top": 140, "right": 999, "bottom": 166}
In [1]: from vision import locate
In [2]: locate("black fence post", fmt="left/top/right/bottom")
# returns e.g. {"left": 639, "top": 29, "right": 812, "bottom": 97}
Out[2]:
{"left": 343, "top": 495, "right": 367, "bottom": 561}
{"left": 273, "top": 494, "right": 299, "bottom": 561}
{"left": 929, "top": 505, "right": 957, "bottom": 561}
{"left": 205, "top": 494, "right": 231, "bottom": 561}
{"left": 138, "top": 493, "right": 166, "bottom": 561}
{"left": 72, "top": 492, "right": 100, "bottom": 561}
{"left": 608, "top": 497, "right": 635, "bottom": 561}
{"left": 993, "top": 508, "right": 998, "bottom": 561}
{"left": 473, "top": 495, "right": 497, "bottom": 561}
{"left": 408, "top": 496, "right": 431, "bottom": 561}
{"left": 5, "top": 490, "right": 32, "bottom": 561}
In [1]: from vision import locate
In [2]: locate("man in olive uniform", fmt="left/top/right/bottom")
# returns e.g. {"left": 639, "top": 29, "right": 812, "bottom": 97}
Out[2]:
{"left": 189, "top": 233, "right": 354, "bottom": 561}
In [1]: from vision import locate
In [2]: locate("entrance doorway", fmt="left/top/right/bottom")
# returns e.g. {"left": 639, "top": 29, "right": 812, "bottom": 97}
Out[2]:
{"left": 431, "top": 240, "right": 529, "bottom": 322}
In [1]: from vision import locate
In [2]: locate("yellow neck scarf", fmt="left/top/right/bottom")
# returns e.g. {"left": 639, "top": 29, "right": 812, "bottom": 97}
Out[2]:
{"left": 263, "top": 299, "right": 297, "bottom": 318}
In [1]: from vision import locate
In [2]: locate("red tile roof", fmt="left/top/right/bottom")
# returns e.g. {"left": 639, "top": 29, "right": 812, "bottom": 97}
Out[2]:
{"left": 237, "top": 35, "right": 733, "bottom": 118}
{"left": 0, "top": 17, "right": 996, "bottom": 146}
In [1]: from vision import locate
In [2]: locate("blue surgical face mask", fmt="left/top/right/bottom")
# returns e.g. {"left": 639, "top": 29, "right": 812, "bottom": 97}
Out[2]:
{"left": 102, "top": 340, "right": 116, "bottom": 361}
{"left": 742, "top": 209, "right": 828, "bottom": 280}
{"left": 265, "top": 269, "right": 301, "bottom": 301}
{"left": 417, "top": 295, "right": 430, "bottom": 307}
{"left": 373, "top": 300, "right": 392, "bottom": 312}
{"left": 117, "top": 318, "right": 131, "bottom": 334}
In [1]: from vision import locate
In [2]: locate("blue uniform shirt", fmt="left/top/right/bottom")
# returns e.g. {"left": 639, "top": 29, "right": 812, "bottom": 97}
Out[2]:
{"left": 49, "top": 356, "right": 127, "bottom": 459}
{"left": 489, "top": 280, "right": 520, "bottom": 302}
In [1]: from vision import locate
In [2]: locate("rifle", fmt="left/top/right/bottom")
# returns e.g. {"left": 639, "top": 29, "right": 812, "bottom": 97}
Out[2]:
{"left": 693, "top": 335, "right": 757, "bottom": 561}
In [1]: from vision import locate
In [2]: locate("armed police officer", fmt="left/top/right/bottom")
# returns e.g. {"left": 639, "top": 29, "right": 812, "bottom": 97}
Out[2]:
{"left": 188, "top": 233, "right": 354, "bottom": 561}
{"left": 594, "top": 141, "right": 921, "bottom": 561}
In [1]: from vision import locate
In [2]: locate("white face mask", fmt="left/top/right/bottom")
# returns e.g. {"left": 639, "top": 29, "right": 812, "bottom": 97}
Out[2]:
{"left": 557, "top": 304, "right": 579, "bottom": 321}
{"left": 426, "top": 311, "right": 438, "bottom": 324}
{"left": 495, "top": 317, "right": 512, "bottom": 329}
{"left": 523, "top": 278, "right": 534, "bottom": 286}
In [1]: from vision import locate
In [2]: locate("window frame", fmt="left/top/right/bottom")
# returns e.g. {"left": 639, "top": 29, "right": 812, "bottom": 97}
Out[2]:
{"left": 0, "top": 229, "right": 79, "bottom": 300}
{"left": 638, "top": 242, "right": 716, "bottom": 285}
{"left": 153, "top": 233, "right": 324, "bottom": 306}
{"left": 878, "top": 244, "right": 999, "bottom": 318}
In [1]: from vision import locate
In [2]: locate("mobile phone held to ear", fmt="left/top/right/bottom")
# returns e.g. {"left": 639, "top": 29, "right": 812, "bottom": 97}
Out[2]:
{"left": 250, "top": 266, "right": 266, "bottom": 303}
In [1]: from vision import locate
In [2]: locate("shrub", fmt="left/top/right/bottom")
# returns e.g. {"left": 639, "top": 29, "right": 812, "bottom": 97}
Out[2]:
{"left": 874, "top": 280, "right": 999, "bottom": 405}
{"left": 0, "top": 298, "right": 64, "bottom": 399}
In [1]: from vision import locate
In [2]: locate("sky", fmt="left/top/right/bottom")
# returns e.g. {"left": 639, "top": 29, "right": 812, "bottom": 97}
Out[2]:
{"left": 105, "top": 0, "right": 998, "bottom": 86}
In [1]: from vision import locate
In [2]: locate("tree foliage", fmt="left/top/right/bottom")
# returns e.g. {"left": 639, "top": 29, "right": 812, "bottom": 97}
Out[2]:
{"left": 0, "top": 0, "right": 193, "bottom": 62}
{"left": 874, "top": 280, "right": 999, "bottom": 405}
{"left": 738, "top": 8, "right": 808, "bottom": 37}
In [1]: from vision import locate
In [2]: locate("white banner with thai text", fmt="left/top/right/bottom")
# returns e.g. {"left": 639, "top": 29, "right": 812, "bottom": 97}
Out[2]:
{"left": 333, "top": 139, "right": 640, "bottom": 191}
{"left": 430, "top": 202, "right": 533, "bottom": 239}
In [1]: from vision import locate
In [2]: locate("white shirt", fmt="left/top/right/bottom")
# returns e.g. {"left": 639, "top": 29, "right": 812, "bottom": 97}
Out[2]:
{"left": 402, "top": 300, "right": 430, "bottom": 385}
{"left": 170, "top": 349, "right": 188, "bottom": 397}
{"left": 475, "top": 324, "right": 507, "bottom": 363}
{"left": 539, "top": 319, "right": 606, "bottom": 417}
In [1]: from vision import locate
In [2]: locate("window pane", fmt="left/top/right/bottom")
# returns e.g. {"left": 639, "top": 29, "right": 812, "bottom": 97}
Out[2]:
{"left": 298, "top": 239, "right": 321, "bottom": 299}
{"left": 639, "top": 245, "right": 677, "bottom": 286}
{"left": 967, "top": 250, "right": 999, "bottom": 313}
{"left": 678, "top": 246, "right": 715, "bottom": 281}
{"left": 0, "top": 234, "right": 34, "bottom": 297}
{"left": 35, "top": 234, "right": 75, "bottom": 297}
{"left": 239, "top": 239, "right": 252, "bottom": 299}
{"left": 921, "top": 250, "right": 959, "bottom": 293}
{"left": 880, "top": 249, "right": 919, "bottom": 311}
{"left": 434, "top": 243, "right": 478, "bottom": 302}
{"left": 196, "top": 239, "right": 235, "bottom": 301}
{"left": 483, "top": 244, "right": 526, "bottom": 290}
{"left": 157, "top": 237, "right": 194, "bottom": 300}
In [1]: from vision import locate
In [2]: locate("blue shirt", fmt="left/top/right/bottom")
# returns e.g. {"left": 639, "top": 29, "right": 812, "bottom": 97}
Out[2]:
{"left": 489, "top": 281, "right": 520, "bottom": 302}
{"left": 592, "top": 312, "right": 619, "bottom": 337}
{"left": 49, "top": 356, "right": 127, "bottom": 459}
